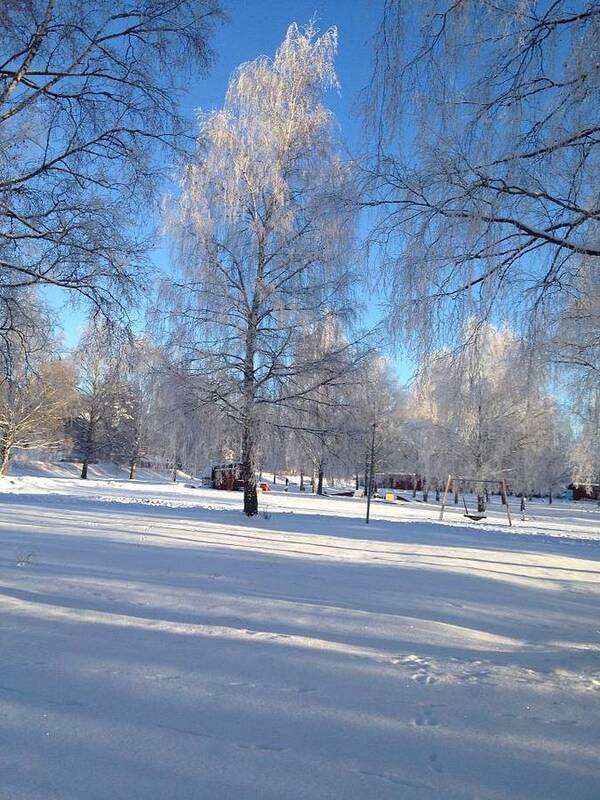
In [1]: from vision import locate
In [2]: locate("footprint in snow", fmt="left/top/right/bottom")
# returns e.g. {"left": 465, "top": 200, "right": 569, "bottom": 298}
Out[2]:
{"left": 411, "top": 671, "right": 437, "bottom": 685}
{"left": 414, "top": 706, "right": 440, "bottom": 727}
{"left": 429, "top": 753, "right": 443, "bottom": 774}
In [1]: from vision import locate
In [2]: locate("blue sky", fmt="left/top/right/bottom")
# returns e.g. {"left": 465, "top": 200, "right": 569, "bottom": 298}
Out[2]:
{"left": 51, "top": 1, "right": 412, "bottom": 380}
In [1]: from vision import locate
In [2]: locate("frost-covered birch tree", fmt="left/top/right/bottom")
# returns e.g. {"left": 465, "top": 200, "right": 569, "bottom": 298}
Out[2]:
{"left": 411, "top": 323, "right": 569, "bottom": 506}
{"left": 287, "top": 314, "right": 369, "bottom": 494}
{"left": 0, "top": 348, "right": 75, "bottom": 475}
{"left": 338, "top": 355, "right": 408, "bottom": 493}
{"left": 570, "top": 385, "right": 600, "bottom": 495}
{"left": 0, "top": 0, "right": 223, "bottom": 341}
{"left": 365, "top": 1, "right": 600, "bottom": 353}
{"left": 169, "top": 22, "right": 359, "bottom": 515}
{"left": 0, "top": 297, "right": 65, "bottom": 474}
{"left": 71, "top": 322, "right": 130, "bottom": 479}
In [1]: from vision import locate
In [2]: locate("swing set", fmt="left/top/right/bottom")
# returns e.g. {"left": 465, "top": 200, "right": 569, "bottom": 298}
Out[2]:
{"left": 439, "top": 474, "right": 513, "bottom": 526}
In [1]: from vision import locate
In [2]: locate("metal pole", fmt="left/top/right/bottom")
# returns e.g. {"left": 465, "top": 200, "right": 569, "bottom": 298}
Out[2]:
{"left": 366, "top": 421, "right": 376, "bottom": 524}
{"left": 502, "top": 478, "right": 512, "bottom": 527}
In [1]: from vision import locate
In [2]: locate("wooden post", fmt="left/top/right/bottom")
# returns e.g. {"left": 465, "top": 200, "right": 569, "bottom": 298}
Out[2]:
{"left": 439, "top": 474, "right": 452, "bottom": 521}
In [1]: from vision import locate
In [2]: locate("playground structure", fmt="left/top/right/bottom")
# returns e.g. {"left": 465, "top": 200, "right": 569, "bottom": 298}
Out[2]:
{"left": 439, "top": 474, "right": 513, "bottom": 526}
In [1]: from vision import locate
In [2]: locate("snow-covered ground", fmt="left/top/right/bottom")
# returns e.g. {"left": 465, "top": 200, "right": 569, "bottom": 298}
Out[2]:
{"left": 1, "top": 471, "right": 599, "bottom": 799}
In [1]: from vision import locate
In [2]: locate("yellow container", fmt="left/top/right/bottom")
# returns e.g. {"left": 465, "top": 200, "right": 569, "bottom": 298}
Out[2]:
{"left": 385, "top": 493, "right": 394, "bottom": 502}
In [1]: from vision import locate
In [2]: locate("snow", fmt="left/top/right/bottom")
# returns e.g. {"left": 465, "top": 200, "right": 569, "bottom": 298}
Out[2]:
{"left": 1, "top": 471, "right": 599, "bottom": 799}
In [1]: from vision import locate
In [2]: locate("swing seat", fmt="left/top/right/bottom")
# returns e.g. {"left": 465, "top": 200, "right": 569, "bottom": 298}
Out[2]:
{"left": 464, "top": 513, "right": 487, "bottom": 521}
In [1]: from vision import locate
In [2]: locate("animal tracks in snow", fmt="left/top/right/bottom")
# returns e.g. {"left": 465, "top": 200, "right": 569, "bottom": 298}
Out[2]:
{"left": 156, "top": 723, "right": 288, "bottom": 755}
{"left": 389, "top": 653, "right": 439, "bottom": 685}
{"left": 353, "top": 768, "right": 434, "bottom": 791}
{"left": 234, "top": 742, "right": 287, "bottom": 753}
{"left": 387, "top": 652, "right": 564, "bottom": 692}
{"left": 414, "top": 704, "right": 442, "bottom": 727}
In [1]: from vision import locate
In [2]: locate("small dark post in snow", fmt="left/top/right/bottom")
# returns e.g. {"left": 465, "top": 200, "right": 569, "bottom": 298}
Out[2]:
{"left": 501, "top": 478, "right": 512, "bottom": 527}
{"left": 366, "top": 421, "right": 376, "bottom": 524}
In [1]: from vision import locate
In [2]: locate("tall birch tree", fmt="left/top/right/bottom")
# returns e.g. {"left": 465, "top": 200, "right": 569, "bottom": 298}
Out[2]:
{"left": 169, "top": 22, "right": 359, "bottom": 515}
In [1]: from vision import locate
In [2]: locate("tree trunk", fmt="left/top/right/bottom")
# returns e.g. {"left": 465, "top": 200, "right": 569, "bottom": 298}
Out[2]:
{"left": 241, "top": 417, "right": 258, "bottom": 515}
{"left": 355, "top": 472, "right": 359, "bottom": 490}
{"left": 548, "top": 487, "right": 552, "bottom": 504}
{"left": 241, "top": 308, "right": 258, "bottom": 516}
{"left": 0, "top": 440, "right": 12, "bottom": 476}
{"left": 129, "top": 458, "right": 137, "bottom": 480}
{"left": 477, "top": 493, "right": 486, "bottom": 513}
{"left": 317, "top": 461, "right": 324, "bottom": 495}
{"left": 300, "top": 470, "right": 305, "bottom": 491}
{"left": 81, "top": 415, "right": 94, "bottom": 480}
{"left": 422, "top": 477, "right": 428, "bottom": 503}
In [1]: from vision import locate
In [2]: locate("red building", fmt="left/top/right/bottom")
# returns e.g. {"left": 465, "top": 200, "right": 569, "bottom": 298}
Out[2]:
{"left": 212, "top": 462, "right": 244, "bottom": 491}
{"left": 570, "top": 483, "right": 600, "bottom": 501}
{"left": 375, "top": 472, "right": 423, "bottom": 491}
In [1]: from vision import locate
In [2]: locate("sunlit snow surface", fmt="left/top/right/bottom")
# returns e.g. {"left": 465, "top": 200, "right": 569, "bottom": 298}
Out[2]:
{"left": 1, "top": 472, "right": 599, "bottom": 799}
